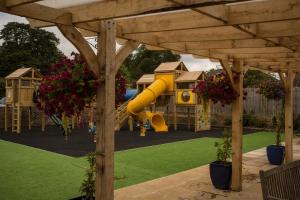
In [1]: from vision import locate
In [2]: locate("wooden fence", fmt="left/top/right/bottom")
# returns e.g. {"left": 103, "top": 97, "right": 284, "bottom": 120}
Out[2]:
{"left": 212, "top": 87, "right": 300, "bottom": 118}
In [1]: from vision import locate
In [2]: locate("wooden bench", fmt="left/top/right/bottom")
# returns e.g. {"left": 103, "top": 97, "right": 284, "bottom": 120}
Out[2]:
{"left": 259, "top": 160, "right": 300, "bottom": 200}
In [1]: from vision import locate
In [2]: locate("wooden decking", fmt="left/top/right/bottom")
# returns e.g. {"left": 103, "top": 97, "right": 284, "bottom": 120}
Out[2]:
{"left": 115, "top": 138, "right": 300, "bottom": 200}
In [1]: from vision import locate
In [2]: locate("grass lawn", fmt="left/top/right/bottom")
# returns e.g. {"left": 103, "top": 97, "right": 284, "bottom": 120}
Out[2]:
{"left": 0, "top": 131, "right": 275, "bottom": 200}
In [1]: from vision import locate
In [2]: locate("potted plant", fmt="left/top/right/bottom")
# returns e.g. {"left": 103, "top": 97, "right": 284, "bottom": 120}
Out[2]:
{"left": 209, "top": 129, "right": 232, "bottom": 190}
{"left": 258, "top": 80, "right": 285, "bottom": 165}
{"left": 266, "top": 115, "right": 285, "bottom": 165}
{"left": 71, "top": 152, "right": 96, "bottom": 200}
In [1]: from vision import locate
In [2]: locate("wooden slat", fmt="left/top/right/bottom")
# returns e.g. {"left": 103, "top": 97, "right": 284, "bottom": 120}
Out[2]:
{"left": 0, "top": 0, "right": 69, "bottom": 25}
{"left": 5, "top": 0, "right": 40, "bottom": 8}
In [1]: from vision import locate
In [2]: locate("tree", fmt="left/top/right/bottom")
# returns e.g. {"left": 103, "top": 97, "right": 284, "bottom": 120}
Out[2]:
{"left": 0, "top": 22, "right": 63, "bottom": 77}
{"left": 244, "top": 70, "right": 276, "bottom": 88}
{"left": 119, "top": 45, "right": 180, "bottom": 83}
{"left": 0, "top": 78, "right": 5, "bottom": 98}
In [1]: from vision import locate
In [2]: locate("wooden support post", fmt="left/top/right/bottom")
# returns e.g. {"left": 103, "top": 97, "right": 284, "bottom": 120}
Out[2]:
{"left": 284, "top": 70, "right": 295, "bottom": 163}
{"left": 174, "top": 104, "right": 177, "bottom": 131}
{"left": 71, "top": 116, "right": 75, "bottom": 129}
{"left": 187, "top": 106, "right": 191, "bottom": 129}
{"left": 231, "top": 59, "right": 244, "bottom": 191}
{"left": 41, "top": 112, "right": 45, "bottom": 132}
{"left": 17, "top": 79, "right": 21, "bottom": 134}
{"left": 128, "top": 116, "right": 133, "bottom": 132}
{"left": 28, "top": 107, "right": 32, "bottom": 130}
{"left": 95, "top": 20, "right": 116, "bottom": 200}
{"left": 4, "top": 104, "right": 8, "bottom": 132}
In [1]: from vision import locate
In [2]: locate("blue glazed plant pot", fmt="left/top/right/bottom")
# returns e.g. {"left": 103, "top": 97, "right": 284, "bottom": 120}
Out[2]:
{"left": 209, "top": 161, "right": 232, "bottom": 190}
{"left": 266, "top": 145, "right": 285, "bottom": 165}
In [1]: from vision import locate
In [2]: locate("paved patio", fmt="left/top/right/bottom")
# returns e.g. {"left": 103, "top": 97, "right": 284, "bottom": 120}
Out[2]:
{"left": 115, "top": 138, "right": 300, "bottom": 200}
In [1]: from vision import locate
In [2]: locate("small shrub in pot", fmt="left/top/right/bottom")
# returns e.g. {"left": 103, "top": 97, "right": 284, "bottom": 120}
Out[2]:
{"left": 209, "top": 129, "right": 232, "bottom": 190}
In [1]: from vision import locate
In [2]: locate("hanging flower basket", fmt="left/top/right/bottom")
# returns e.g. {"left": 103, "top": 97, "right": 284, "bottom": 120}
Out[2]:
{"left": 36, "top": 53, "right": 99, "bottom": 117}
{"left": 36, "top": 53, "right": 127, "bottom": 118}
{"left": 257, "top": 80, "right": 285, "bottom": 101}
{"left": 193, "top": 71, "right": 246, "bottom": 106}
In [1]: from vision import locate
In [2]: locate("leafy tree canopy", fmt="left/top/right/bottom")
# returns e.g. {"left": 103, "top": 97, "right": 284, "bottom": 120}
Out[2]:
{"left": 119, "top": 45, "right": 180, "bottom": 83}
{"left": 0, "top": 22, "right": 63, "bottom": 77}
{"left": 244, "top": 70, "right": 276, "bottom": 88}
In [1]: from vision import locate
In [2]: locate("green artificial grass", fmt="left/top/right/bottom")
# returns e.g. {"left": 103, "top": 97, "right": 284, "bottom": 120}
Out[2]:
{"left": 0, "top": 131, "right": 276, "bottom": 200}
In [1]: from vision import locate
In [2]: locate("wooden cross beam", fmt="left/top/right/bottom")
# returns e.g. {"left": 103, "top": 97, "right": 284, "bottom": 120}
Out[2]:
{"left": 5, "top": 0, "right": 41, "bottom": 8}
{"left": 55, "top": 14, "right": 100, "bottom": 76}
{"left": 220, "top": 59, "right": 235, "bottom": 89}
{"left": 116, "top": 40, "right": 140, "bottom": 72}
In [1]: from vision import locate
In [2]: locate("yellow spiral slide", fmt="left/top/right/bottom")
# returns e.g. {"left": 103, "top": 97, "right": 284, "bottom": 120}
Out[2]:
{"left": 127, "top": 77, "right": 171, "bottom": 132}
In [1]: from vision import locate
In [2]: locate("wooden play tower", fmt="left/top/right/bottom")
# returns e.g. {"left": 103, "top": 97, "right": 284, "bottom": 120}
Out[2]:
{"left": 135, "top": 62, "right": 211, "bottom": 132}
{"left": 5, "top": 67, "right": 43, "bottom": 133}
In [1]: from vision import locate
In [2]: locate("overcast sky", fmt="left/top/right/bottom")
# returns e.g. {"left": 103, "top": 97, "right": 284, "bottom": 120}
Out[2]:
{"left": 0, "top": 12, "right": 221, "bottom": 72}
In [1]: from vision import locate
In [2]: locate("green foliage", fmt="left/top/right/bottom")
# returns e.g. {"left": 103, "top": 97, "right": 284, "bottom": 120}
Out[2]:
{"left": 244, "top": 70, "right": 276, "bottom": 88}
{"left": 0, "top": 79, "right": 5, "bottom": 98}
{"left": 214, "top": 129, "right": 232, "bottom": 162}
{"left": 258, "top": 79, "right": 285, "bottom": 101}
{"left": 294, "top": 115, "right": 300, "bottom": 133}
{"left": 258, "top": 79, "right": 285, "bottom": 146}
{"left": 80, "top": 152, "right": 96, "bottom": 199}
{"left": 224, "top": 117, "right": 232, "bottom": 126}
{"left": 0, "top": 22, "right": 63, "bottom": 77}
{"left": 119, "top": 45, "right": 180, "bottom": 83}
{"left": 243, "top": 110, "right": 255, "bottom": 127}
{"left": 243, "top": 110, "right": 267, "bottom": 128}
{"left": 272, "top": 114, "right": 284, "bottom": 146}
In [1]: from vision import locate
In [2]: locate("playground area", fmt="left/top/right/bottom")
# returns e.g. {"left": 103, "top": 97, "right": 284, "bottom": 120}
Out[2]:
{"left": 0, "top": 125, "right": 257, "bottom": 157}
{"left": 0, "top": 1, "right": 300, "bottom": 199}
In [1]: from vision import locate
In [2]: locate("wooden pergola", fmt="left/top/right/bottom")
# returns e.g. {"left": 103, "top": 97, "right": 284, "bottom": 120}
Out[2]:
{"left": 0, "top": 0, "right": 299, "bottom": 199}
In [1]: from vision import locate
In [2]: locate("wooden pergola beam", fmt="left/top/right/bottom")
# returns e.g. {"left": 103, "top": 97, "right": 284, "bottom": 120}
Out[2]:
{"left": 160, "top": 39, "right": 277, "bottom": 50}
{"left": 5, "top": 0, "right": 41, "bottom": 8}
{"left": 122, "top": 19, "right": 300, "bottom": 44}
{"left": 55, "top": 14, "right": 100, "bottom": 76}
{"left": 116, "top": 0, "right": 300, "bottom": 34}
{"left": 233, "top": 53, "right": 300, "bottom": 59}
{"left": 64, "top": 0, "right": 249, "bottom": 23}
{"left": 0, "top": 0, "right": 70, "bottom": 25}
{"left": 220, "top": 59, "right": 235, "bottom": 88}
{"left": 116, "top": 40, "right": 139, "bottom": 72}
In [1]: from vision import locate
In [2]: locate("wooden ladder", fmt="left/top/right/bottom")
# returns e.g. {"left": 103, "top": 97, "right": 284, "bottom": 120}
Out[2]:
{"left": 115, "top": 97, "right": 134, "bottom": 131}
{"left": 12, "top": 105, "right": 21, "bottom": 133}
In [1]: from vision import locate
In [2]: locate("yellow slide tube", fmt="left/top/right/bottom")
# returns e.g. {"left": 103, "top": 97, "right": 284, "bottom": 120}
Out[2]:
{"left": 127, "top": 77, "right": 170, "bottom": 132}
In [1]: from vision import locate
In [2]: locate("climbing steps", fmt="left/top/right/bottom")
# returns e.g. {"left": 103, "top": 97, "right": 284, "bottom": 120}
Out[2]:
{"left": 115, "top": 97, "right": 134, "bottom": 131}
{"left": 12, "top": 105, "right": 21, "bottom": 133}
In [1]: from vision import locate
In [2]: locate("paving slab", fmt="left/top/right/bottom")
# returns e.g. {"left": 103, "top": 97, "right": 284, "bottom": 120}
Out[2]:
{"left": 115, "top": 138, "right": 300, "bottom": 200}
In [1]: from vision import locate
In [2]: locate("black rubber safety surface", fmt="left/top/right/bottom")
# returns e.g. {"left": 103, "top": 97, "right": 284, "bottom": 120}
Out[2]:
{"left": 0, "top": 125, "right": 255, "bottom": 157}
